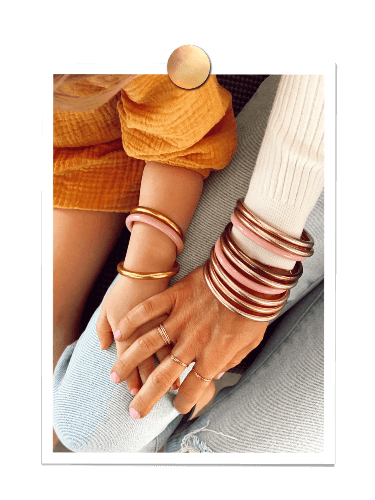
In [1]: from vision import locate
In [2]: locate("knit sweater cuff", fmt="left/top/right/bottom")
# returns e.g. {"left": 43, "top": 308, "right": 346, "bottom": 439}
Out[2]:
{"left": 232, "top": 75, "right": 324, "bottom": 271}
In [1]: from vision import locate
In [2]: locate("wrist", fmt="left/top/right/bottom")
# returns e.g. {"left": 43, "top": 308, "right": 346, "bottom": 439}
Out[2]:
{"left": 124, "top": 221, "right": 176, "bottom": 272}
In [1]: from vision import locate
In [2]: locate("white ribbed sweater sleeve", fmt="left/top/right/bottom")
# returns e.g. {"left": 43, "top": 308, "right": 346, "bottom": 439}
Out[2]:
{"left": 232, "top": 75, "right": 324, "bottom": 271}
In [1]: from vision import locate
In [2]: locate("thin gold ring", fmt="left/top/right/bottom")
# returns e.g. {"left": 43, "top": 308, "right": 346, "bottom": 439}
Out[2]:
{"left": 131, "top": 206, "right": 185, "bottom": 242}
{"left": 117, "top": 261, "right": 180, "bottom": 280}
{"left": 157, "top": 324, "right": 171, "bottom": 345}
{"left": 192, "top": 369, "right": 211, "bottom": 382}
{"left": 170, "top": 354, "right": 188, "bottom": 368}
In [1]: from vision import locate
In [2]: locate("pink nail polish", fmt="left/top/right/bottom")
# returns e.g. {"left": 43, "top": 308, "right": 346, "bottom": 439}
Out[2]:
{"left": 100, "top": 341, "right": 103, "bottom": 350}
{"left": 217, "top": 372, "right": 225, "bottom": 380}
{"left": 130, "top": 388, "right": 138, "bottom": 396}
{"left": 114, "top": 329, "right": 121, "bottom": 341}
{"left": 110, "top": 371, "right": 120, "bottom": 383}
{"left": 130, "top": 407, "right": 141, "bottom": 419}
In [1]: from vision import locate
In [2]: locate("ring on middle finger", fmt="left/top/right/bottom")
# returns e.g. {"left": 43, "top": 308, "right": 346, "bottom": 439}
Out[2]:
{"left": 170, "top": 354, "right": 188, "bottom": 368}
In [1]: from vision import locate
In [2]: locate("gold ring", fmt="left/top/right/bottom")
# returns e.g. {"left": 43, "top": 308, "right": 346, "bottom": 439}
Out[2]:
{"left": 117, "top": 261, "right": 180, "bottom": 280}
{"left": 192, "top": 368, "right": 211, "bottom": 382}
{"left": 170, "top": 354, "right": 188, "bottom": 368}
{"left": 157, "top": 324, "right": 171, "bottom": 345}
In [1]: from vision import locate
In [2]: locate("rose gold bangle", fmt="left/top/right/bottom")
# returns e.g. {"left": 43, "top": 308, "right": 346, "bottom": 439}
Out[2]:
{"left": 131, "top": 206, "right": 185, "bottom": 242}
{"left": 210, "top": 247, "right": 290, "bottom": 307}
{"left": 220, "top": 232, "right": 298, "bottom": 290}
{"left": 214, "top": 239, "right": 282, "bottom": 295}
{"left": 208, "top": 258, "right": 286, "bottom": 315}
{"left": 237, "top": 199, "right": 314, "bottom": 250}
{"left": 203, "top": 261, "right": 281, "bottom": 322}
{"left": 223, "top": 224, "right": 303, "bottom": 283}
{"left": 126, "top": 213, "right": 184, "bottom": 254}
{"left": 232, "top": 212, "right": 307, "bottom": 261}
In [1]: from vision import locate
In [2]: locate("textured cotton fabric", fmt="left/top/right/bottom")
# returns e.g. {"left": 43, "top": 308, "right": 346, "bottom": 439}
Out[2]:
{"left": 53, "top": 74, "right": 237, "bottom": 212}
{"left": 53, "top": 75, "right": 324, "bottom": 453}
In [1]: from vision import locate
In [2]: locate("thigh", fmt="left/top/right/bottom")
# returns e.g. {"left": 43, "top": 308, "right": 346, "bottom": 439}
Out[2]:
{"left": 165, "top": 281, "right": 324, "bottom": 453}
{"left": 53, "top": 278, "right": 192, "bottom": 453}
{"left": 53, "top": 208, "right": 126, "bottom": 368}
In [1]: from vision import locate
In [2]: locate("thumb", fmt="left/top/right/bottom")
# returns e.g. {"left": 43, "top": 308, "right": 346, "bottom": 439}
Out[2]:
{"left": 96, "top": 307, "right": 114, "bottom": 350}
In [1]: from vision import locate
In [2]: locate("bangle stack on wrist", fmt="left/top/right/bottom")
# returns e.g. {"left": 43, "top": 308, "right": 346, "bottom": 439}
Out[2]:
{"left": 204, "top": 199, "right": 315, "bottom": 321}
{"left": 118, "top": 207, "right": 184, "bottom": 280}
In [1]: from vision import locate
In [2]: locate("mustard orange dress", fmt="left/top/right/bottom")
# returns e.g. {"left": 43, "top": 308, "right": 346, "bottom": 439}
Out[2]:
{"left": 53, "top": 75, "right": 238, "bottom": 212}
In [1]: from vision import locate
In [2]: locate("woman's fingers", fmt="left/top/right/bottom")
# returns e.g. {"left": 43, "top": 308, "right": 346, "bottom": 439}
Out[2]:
{"left": 125, "top": 368, "right": 142, "bottom": 396}
{"left": 129, "top": 351, "right": 193, "bottom": 419}
{"left": 173, "top": 363, "right": 217, "bottom": 415}
{"left": 110, "top": 321, "right": 175, "bottom": 383}
{"left": 114, "top": 289, "right": 175, "bottom": 342}
{"left": 96, "top": 309, "right": 113, "bottom": 350}
{"left": 155, "top": 346, "right": 180, "bottom": 390}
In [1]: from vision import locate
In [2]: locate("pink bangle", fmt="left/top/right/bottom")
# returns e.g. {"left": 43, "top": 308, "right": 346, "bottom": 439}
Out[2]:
{"left": 231, "top": 214, "right": 306, "bottom": 262}
{"left": 126, "top": 213, "right": 184, "bottom": 254}
{"left": 214, "top": 240, "right": 282, "bottom": 295}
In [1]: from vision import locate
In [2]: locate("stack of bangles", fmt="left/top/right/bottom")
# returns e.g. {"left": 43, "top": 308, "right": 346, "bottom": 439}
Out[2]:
{"left": 203, "top": 199, "right": 315, "bottom": 322}
{"left": 117, "top": 206, "right": 185, "bottom": 280}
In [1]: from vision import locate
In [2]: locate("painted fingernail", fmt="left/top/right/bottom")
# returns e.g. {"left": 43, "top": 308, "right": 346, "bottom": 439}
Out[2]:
{"left": 130, "top": 407, "right": 141, "bottom": 419}
{"left": 114, "top": 329, "right": 121, "bottom": 341}
{"left": 100, "top": 341, "right": 103, "bottom": 350}
{"left": 130, "top": 388, "right": 138, "bottom": 396}
{"left": 217, "top": 372, "right": 225, "bottom": 380}
{"left": 110, "top": 371, "right": 120, "bottom": 383}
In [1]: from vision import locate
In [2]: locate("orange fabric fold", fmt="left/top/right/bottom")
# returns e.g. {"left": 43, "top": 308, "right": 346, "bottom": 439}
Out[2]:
{"left": 53, "top": 75, "right": 237, "bottom": 212}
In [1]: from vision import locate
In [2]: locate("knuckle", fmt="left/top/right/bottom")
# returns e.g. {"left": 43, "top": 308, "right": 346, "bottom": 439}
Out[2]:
{"left": 141, "top": 299, "right": 154, "bottom": 318}
{"left": 150, "top": 367, "right": 172, "bottom": 390}
{"left": 137, "top": 335, "right": 156, "bottom": 355}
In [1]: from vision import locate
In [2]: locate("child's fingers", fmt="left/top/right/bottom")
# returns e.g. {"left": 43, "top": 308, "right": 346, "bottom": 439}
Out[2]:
{"left": 96, "top": 308, "right": 113, "bottom": 350}
{"left": 155, "top": 346, "right": 180, "bottom": 391}
{"left": 125, "top": 368, "right": 142, "bottom": 396}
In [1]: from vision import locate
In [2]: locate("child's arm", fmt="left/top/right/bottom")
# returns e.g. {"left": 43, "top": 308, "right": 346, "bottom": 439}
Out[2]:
{"left": 96, "top": 161, "right": 203, "bottom": 392}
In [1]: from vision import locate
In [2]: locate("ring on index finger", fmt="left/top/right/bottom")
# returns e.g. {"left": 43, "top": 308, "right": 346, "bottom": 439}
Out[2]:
{"left": 157, "top": 324, "right": 171, "bottom": 346}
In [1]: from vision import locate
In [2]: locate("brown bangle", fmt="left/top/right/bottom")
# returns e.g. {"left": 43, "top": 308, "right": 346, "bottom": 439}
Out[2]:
{"left": 208, "top": 258, "right": 286, "bottom": 315}
{"left": 234, "top": 207, "right": 314, "bottom": 258}
{"left": 131, "top": 206, "right": 185, "bottom": 242}
{"left": 222, "top": 226, "right": 301, "bottom": 289}
{"left": 237, "top": 199, "right": 314, "bottom": 251}
{"left": 220, "top": 231, "right": 298, "bottom": 291}
{"left": 203, "top": 261, "right": 281, "bottom": 322}
{"left": 117, "top": 261, "right": 180, "bottom": 280}
{"left": 210, "top": 247, "right": 290, "bottom": 308}
{"left": 223, "top": 224, "right": 303, "bottom": 283}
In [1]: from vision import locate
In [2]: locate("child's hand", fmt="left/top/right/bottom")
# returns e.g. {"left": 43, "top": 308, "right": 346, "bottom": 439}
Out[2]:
{"left": 96, "top": 274, "right": 180, "bottom": 395}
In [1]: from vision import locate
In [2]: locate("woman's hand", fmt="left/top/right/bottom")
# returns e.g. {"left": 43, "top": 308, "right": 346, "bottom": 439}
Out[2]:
{"left": 96, "top": 274, "right": 180, "bottom": 395}
{"left": 109, "top": 265, "right": 268, "bottom": 418}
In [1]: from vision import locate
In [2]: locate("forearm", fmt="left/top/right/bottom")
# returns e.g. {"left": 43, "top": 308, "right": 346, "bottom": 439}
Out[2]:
{"left": 232, "top": 75, "right": 324, "bottom": 270}
{"left": 125, "top": 161, "right": 203, "bottom": 278}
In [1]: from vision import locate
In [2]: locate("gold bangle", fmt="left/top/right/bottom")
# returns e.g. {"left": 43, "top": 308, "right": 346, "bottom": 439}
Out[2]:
{"left": 221, "top": 229, "right": 299, "bottom": 290}
{"left": 117, "top": 261, "right": 180, "bottom": 280}
{"left": 234, "top": 208, "right": 314, "bottom": 258}
{"left": 210, "top": 247, "right": 290, "bottom": 307}
{"left": 208, "top": 258, "right": 286, "bottom": 315}
{"left": 237, "top": 199, "right": 314, "bottom": 250}
{"left": 131, "top": 206, "right": 185, "bottom": 242}
{"left": 203, "top": 261, "right": 281, "bottom": 322}
{"left": 224, "top": 224, "right": 303, "bottom": 283}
